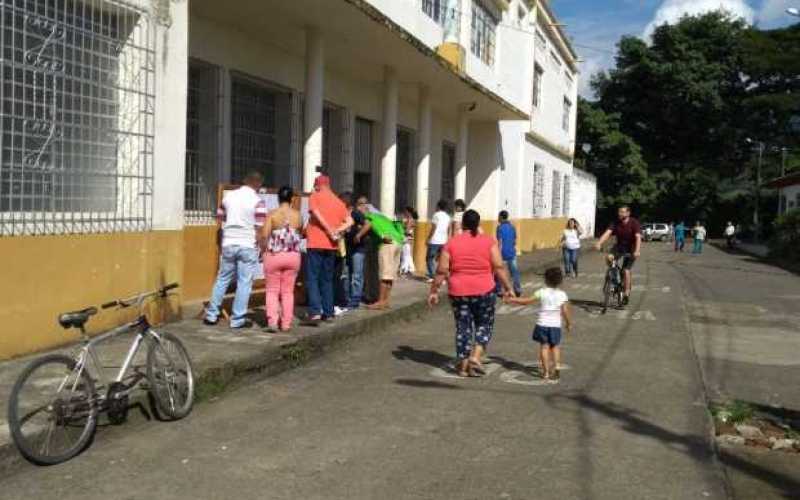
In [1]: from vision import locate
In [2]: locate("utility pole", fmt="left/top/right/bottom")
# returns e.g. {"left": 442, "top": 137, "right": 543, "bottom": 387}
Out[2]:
{"left": 747, "top": 138, "right": 764, "bottom": 244}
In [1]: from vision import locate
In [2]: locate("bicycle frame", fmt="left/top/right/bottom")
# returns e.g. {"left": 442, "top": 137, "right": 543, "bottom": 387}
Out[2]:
{"left": 71, "top": 315, "right": 163, "bottom": 398}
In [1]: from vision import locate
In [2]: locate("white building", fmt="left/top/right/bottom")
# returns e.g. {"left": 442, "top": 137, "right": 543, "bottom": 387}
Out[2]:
{"left": 0, "top": 0, "right": 595, "bottom": 358}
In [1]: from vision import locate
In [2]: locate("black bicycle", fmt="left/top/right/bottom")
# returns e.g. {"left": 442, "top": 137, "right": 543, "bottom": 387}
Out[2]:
{"left": 7, "top": 283, "right": 194, "bottom": 466}
{"left": 602, "top": 254, "right": 631, "bottom": 314}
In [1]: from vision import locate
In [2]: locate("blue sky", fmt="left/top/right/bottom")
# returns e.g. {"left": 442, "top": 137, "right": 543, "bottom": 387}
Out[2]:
{"left": 550, "top": 0, "right": 798, "bottom": 97}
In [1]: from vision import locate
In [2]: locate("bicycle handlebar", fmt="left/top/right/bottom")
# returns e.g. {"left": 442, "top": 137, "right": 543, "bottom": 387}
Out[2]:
{"left": 101, "top": 283, "right": 180, "bottom": 310}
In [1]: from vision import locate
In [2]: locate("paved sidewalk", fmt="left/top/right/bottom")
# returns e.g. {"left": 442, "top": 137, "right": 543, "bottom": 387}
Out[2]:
{"left": 0, "top": 247, "right": 566, "bottom": 471}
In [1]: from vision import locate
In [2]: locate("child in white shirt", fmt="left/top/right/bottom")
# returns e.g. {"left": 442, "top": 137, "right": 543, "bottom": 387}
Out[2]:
{"left": 506, "top": 267, "right": 572, "bottom": 382}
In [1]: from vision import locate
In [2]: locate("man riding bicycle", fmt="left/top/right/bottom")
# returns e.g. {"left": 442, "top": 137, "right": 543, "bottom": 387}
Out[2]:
{"left": 594, "top": 205, "right": 642, "bottom": 306}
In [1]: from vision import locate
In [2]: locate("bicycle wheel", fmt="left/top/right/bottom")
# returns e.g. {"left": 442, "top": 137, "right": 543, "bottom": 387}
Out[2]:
{"left": 146, "top": 332, "right": 194, "bottom": 420}
{"left": 7, "top": 354, "right": 97, "bottom": 465}
{"left": 602, "top": 277, "right": 612, "bottom": 314}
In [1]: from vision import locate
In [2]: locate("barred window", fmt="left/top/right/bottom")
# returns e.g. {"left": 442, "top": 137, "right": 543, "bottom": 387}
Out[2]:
{"left": 563, "top": 175, "right": 571, "bottom": 216}
{"left": 551, "top": 172, "right": 562, "bottom": 217}
{"left": 230, "top": 77, "right": 292, "bottom": 188}
{"left": 422, "top": 0, "right": 459, "bottom": 34}
{"left": 441, "top": 142, "right": 455, "bottom": 204}
{"left": 533, "top": 164, "right": 545, "bottom": 218}
{"left": 562, "top": 97, "right": 572, "bottom": 132}
{"left": 1, "top": 0, "right": 155, "bottom": 236}
{"left": 532, "top": 64, "right": 543, "bottom": 108}
{"left": 470, "top": 1, "right": 497, "bottom": 66}
{"left": 185, "top": 61, "right": 219, "bottom": 224}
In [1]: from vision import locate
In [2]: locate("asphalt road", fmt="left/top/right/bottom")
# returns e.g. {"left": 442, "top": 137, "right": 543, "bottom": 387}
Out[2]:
{"left": 1, "top": 243, "right": 797, "bottom": 499}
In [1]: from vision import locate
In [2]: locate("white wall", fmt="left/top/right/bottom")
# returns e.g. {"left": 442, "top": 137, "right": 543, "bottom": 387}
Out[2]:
{"left": 781, "top": 185, "right": 800, "bottom": 214}
{"left": 366, "top": 0, "right": 445, "bottom": 50}
{"left": 569, "top": 168, "right": 597, "bottom": 237}
{"left": 153, "top": 1, "right": 189, "bottom": 230}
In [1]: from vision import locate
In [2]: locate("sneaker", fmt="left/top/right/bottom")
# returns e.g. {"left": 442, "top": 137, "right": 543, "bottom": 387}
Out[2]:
{"left": 301, "top": 315, "right": 322, "bottom": 327}
{"left": 426, "top": 278, "right": 434, "bottom": 284}
{"left": 203, "top": 318, "right": 218, "bottom": 326}
{"left": 622, "top": 295, "right": 630, "bottom": 306}
{"left": 334, "top": 306, "right": 348, "bottom": 317}
{"left": 231, "top": 320, "right": 253, "bottom": 330}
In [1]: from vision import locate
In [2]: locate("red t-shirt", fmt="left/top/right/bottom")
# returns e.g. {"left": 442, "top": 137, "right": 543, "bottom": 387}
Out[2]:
{"left": 444, "top": 234, "right": 496, "bottom": 297}
{"left": 609, "top": 217, "right": 641, "bottom": 253}
{"left": 307, "top": 190, "right": 348, "bottom": 251}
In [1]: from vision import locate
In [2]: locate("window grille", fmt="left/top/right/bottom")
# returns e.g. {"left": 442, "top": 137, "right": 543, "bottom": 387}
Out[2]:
{"left": 422, "top": 0, "right": 460, "bottom": 39}
{"left": 562, "top": 97, "right": 572, "bottom": 132}
{"left": 441, "top": 142, "right": 455, "bottom": 204}
{"left": 551, "top": 171, "right": 562, "bottom": 217}
{"left": 470, "top": 1, "right": 497, "bottom": 66}
{"left": 533, "top": 164, "right": 545, "bottom": 217}
{"left": 1, "top": 0, "right": 155, "bottom": 236}
{"left": 394, "top": 128, "right": 414, "bottom": 214}
{"left": 563, "top": 175, "right": 571, "bottom": 216}
{"left": 353, "top": 117, "right": 373, "bottom": 200}
{"left": 185, "top": 61, "right": 219, "bottom": 225}
{"left": 532, "top": 64, "right": 543, "bottom": 109}
{"left": 230, "top": 77, "right": 291, "bottom": 187}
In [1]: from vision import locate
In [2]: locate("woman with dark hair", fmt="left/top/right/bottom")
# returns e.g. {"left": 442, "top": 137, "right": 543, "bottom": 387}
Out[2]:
{"left": 560, "top": 218, "right": 582, "bottom": 278}
{"left": 428, "top": 210, "right": 515, "bottom": 377}
{"left": 261, "top": 186, "right": 302, "bottom": 332}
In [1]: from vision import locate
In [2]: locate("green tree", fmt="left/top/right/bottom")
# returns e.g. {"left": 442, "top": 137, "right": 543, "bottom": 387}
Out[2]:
{"left": 574, "top": 99, "right": 656, "bottom": 223}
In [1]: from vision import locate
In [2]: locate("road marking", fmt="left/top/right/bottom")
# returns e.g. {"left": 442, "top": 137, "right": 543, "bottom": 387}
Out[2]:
{"left": 589, "top": 309, "right": 657, "bottom": 321}
{"left": 568, "top": 284, "right": 671, "bottom": 293}
{"left": 499, "top": 369, "right": 553, "bottom": 386}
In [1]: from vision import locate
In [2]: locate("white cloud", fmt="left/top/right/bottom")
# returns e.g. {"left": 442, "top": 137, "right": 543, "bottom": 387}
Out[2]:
{"left": 643, "top": 0, "right": 755, "bottom": 38}
{"left": 756, "top": 0, "right": 792, "bottom": 25}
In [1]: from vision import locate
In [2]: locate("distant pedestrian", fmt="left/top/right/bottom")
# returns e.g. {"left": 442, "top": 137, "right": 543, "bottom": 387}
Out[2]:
{"left": 674, "top": 222, "right": 686, "bottom": 252}
{"left": 400, "top": 206, "right": 418, "bottom": 276}
{"left": 452, "top": 199, "right": 466, "bottom": 235}
{"left": 495, "top": 210, "right": 522, "bottom": 296}
{"left": 561, "top": 218, "right": 582, "bottom": 278}
{"left": 426, "top": 200, "right": 451, "bottom": 282}
{"left": 261, "top": 186, "right": 302, "bottom": 333}
{"left": 428, "top": 210, "right": 515, "bottom": 378}
{"left": 333, "top": 193, "right": 355, "bottom": 316}
{"left": 505, "top": 267, "right": 572, "bottom": 382}
{"left": 304, "top": 175, "right": 353, "bottom": 325}
{"left": 725, "top": 222, "right": 736, "bottom": 249}
{"left": 204, "top": 171, "right": 266, "bottom": 329}
{"left": 667, "top": 222, "right": 675, "bottom": 244}
{"left": 692, "top": 221, "right": 706, "bottom": 254}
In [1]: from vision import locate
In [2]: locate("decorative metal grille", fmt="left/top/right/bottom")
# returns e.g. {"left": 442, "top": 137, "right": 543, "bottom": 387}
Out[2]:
{"left": 470, "top": 0, "right": 496, "bottom": 66}
{"left": 353, "top": 117, "right": 372, "bottom": 200}
{"left": 532, "top": 163, "right": 544, "bottom": 217}
{"left": 1, "top": 0, "right": 155, "bottom": 236}
{"left": 551, "top": 171, "right": 562, "bottom": 217}
{"left": 441, "top": 142, "right": 455, "bottom": 204}
{"left": 532, "top": 64, "right": 543, "bottom": 109}
{"left": 563, "top": 174, "right": 571, "bottom": 216}
{"left": 422, "top": 0, "right": 460, "bottom": 40}
{"left": 394, "top": 128, "right": 414, "bottom": 214}
{"left": 185, "top": 61, "right": 219, "bottom": 225}
{"left": 562, "top": 97, "right": 572, "bottom": 132}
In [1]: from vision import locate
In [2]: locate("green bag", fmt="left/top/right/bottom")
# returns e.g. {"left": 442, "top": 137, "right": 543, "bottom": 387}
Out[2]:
{"left": 365, "top": 212, "right": 405, "bottom": 245}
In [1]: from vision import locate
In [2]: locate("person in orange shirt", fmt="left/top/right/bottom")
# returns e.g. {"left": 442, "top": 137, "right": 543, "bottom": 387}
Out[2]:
{"left": 304, "top": 175, "right": 353, "bottom": 324}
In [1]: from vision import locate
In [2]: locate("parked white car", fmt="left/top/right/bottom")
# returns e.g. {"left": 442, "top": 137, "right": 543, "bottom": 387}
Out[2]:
{"left": 643, "top": 223, "right": 671, "bottom": 241}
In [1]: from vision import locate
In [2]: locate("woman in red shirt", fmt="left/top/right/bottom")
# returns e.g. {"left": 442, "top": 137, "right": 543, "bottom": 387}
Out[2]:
{"left": 428, "top": 210, "right": 515, "bottom": 377}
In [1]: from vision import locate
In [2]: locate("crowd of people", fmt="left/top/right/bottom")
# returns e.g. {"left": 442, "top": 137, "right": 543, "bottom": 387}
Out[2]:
{"left": 203, "top": 171, "right": 501, "bottom": 332}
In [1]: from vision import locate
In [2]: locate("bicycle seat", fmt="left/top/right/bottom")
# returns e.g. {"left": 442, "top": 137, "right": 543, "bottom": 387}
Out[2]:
{"left": 58, "top": 307, "right": 98, "bottom": 330}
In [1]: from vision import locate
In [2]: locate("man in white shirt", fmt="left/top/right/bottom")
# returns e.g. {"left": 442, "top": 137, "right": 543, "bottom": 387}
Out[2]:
{"left": 426, "top": 199, "right": 451, "bottom": 281}
{"left": 204, "top": 171, "right": 266, "bottom": 329}
{"left": 692, "top": 221, "right": 707, "bottom": 254}
{"left": 725, "top": 222, "right": 736, "bottom": 249}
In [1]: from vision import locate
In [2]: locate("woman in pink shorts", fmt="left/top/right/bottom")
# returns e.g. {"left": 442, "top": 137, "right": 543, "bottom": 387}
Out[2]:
{"left": 261, "top": 186, "right": 302, "bottom": 332}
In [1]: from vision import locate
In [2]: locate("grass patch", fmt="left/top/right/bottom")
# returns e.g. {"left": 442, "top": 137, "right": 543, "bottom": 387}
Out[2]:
{"left": 710, "top": 400, "right": 755, "bottom": 425}
{"left": 281, "top": 343, "right": 313, "bottom": 367}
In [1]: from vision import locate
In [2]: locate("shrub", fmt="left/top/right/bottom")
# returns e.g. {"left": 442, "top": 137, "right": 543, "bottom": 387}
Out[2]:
{"left": 768, "top": 209, "right": 800, "bottom": 262}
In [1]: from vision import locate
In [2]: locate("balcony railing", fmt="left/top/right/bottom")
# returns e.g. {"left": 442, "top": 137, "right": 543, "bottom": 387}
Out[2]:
{"left": 421, "top": 0, "right": 461, "bottom": 41}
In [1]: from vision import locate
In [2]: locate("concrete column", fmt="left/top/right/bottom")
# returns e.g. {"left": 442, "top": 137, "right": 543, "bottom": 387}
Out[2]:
{"left": 416, "top": 85, "right": 432, "bottom": 221}
{"left": 380, "top": 66, "right": 399, "bottom": 214}
{"left": 303, "top": 27, "right": 324, "bottom": 192}
{"left": 455, "top": 109, "right": 468, "bottom": 202}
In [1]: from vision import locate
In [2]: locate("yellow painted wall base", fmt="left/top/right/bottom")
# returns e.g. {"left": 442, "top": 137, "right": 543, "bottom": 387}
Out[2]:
{"left": 0, "top": 231, "right": 183, "bottom": 360}
{"left": 183, "top": 225, "right": 219, "bottom": 303}
{"left": 437, "top": 42, "right": 465, "bottom": 72}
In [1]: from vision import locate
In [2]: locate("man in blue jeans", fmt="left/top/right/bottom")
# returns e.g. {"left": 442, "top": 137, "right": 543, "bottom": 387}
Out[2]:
{"left": 304, "top": 175, "right": 353, "bottom": 324}
{"left": 204, "top": 172, "right": 266, "bottom": 329}
{"left": 496, "top": 210, "right": 522, "bottom": 296}
{"left": 346, "top": 194, "right": 372, "bottom": 309}
{"left": 426, "top": 199, "right": 451, "bottom": 281}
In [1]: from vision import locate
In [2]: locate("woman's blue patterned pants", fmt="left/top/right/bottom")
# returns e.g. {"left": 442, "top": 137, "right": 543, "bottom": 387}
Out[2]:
{"left": 449, "top": 292, "right": 497, "bottom": 360}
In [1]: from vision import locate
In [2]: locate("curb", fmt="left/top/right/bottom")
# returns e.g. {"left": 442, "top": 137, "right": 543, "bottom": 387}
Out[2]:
{"left": 0, "top": 254, "right": 561, "bottom": 471}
